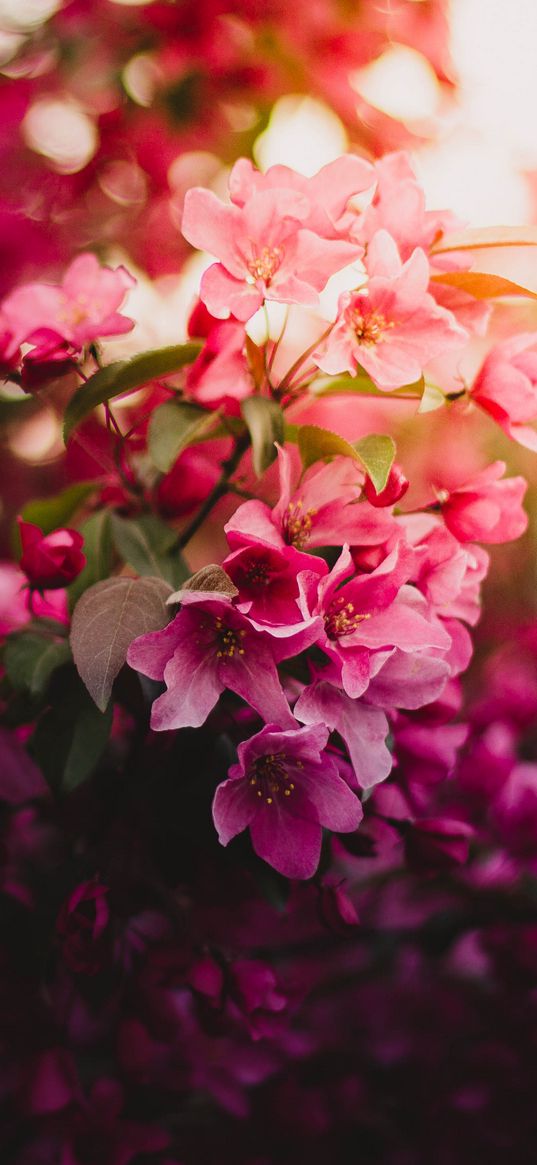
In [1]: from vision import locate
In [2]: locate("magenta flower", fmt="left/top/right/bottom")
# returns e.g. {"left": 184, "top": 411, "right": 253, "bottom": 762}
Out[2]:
{"left": 212, "top": 722, "right": 362, "bottom": 878}
{"left": 126, "top": 592, "right": 320, "bottom": 731}
{"left": 294, "top": 682, "right": 392, "bottom": 790}
{"left": 314, "top": 230, "right": 465, "bottom": 390}
{"left": 439, "top": 462, "right": 528, "bottom": 544}
{"left": 18, "top": 518, "right": 85, "bottom": 590}
{"left": 302, "top": 543, "right": 451, "bottom": 699}
{"left": 2, "top": 253, "right": 135, "bottom": 352}
{"left": 223, "top": 535, "right": 327, "bottom": 625}
{"left": 181, "top": 184, "right": 360, "bottom": 322}
{"left": 470, "top": 333, "right": 537, "bottom": 451}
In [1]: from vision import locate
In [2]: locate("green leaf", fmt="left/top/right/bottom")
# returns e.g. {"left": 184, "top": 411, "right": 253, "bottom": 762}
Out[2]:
{"left": 18, "top": 482, "right": 95, "bottom": 541}
{"left": 30, "top": 668, "right": 112, "bottom": 792}
{"left": 147, "top": 400, "right": 217, "bottom": 473}
{"left": 111, "top": 512, "right": 188, "bottom": 588}
{"left": 68, "top": 510, "right": 114, "bottom": 608}
{"left": 63, "top": 342, "right": 202, "bottom": 441}
{"left": 241, "top": 396, "right": 284, "bottom": 476}
{"left": 297, "top": 424, "right": 396, "bottom": 492}
{"left": 310, "top": 373, "right": 424, "bottom": 399}
{"left": 354, "top": 434, "right": 396, "bottom": 493}
{"left": 298, "top": 424, "right": 361, "bottom": 470}
{"left": 3, "top": 631, "right": 71, "bottom": 697}
{"left": 71, "top": 575, "right": 172, "bottom": 711}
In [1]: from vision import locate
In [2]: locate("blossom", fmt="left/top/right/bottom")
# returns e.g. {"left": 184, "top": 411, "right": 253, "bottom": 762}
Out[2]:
{"left": 405, "top": 518, "right": 489, "bottom": 625}
{"left": 300, "top": 542, "right": 451, "bottom": 699}
{"left": 228, "top": 154, "right": 375, "bottom": 239}
{"left": 126, "top": 592, "right": 320, "bottom": 731}
{"left": 181, "top": 184, "right": 360, "bottom": 321}
{"left": 18, "top": 518, "right": 85, "bottom": 590}
{"left": 2, "top": 253, "right": 135, "bottom": 352}
{"left": 355, "top": 152, "right": 459, "bottom": 260}
{"left": 294, "top": 682, "right": 392, "bottom": 790}
{"left": 314, "top": 230, "right": 465, "bottom": 390}
{"left": 438, "top": 462, "right": 528, "bottom": 544}
{"left": 470, "top": 333, "right": 537, "bottom": 451}
{"left": 226, "top": 444, "right": 395, "bottom": 552}
{"left": 212, "top": 722, "right": 362, "bottom": 878}
{"left": 223, "top": 536, "right": 327, "bottom": 625}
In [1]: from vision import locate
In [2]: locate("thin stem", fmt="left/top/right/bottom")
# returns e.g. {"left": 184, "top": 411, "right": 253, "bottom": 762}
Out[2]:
{"left": 176, "top": 430, "right": 251, "bottom": 550}
{"left": 277, "top": 320, "right": 334, "bottom": 394}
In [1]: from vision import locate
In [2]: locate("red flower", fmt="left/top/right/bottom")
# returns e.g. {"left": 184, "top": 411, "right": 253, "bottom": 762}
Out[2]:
{"left": 18, "top": 518, "right": 85, "bottom": 591}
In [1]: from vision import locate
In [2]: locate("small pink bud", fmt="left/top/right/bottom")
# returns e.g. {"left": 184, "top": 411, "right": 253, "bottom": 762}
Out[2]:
{"left": 364, "top": 465, "right": 409, "bottom": 508}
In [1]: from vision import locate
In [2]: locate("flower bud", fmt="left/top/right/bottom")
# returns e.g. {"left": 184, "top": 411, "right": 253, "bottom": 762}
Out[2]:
{"left": 364, "top": 464, "right": 409, "bottom": 508}
{"left": 18, "top": 517, "right": 85, "bottom": 590}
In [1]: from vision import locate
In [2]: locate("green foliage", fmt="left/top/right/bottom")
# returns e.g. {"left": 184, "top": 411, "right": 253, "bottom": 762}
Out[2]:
{"left": 148, "top": 400, "right": 217, "bottom": 473}
{"left": 17, "top": 482, "right": 95, "bottom": 541}
{"left": 63, "top": 342, "right": 202, "bottom": 440}
{"left": 3, "top": 629, "right": 71, "bottom": 698}
{"left": 241, "top": 396, "right": 284, "bottom": 475}
{"left": 111, "top": 513, "right": 188, "bottom": 588}
{"left": 30, "top": 667, "right": 113, "bottom": 792}
{"left": 297, "top": 424, "right": 396, "bottom": 493}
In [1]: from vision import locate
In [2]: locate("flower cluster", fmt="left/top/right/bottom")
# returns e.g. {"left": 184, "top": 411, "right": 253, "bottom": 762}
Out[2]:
{"left": 1, "top": 141, "right": 537, "bottom": 1165}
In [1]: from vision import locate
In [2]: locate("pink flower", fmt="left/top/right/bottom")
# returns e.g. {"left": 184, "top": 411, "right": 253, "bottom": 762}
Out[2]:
{"left": 438, "top": 462, "right": 528, "bottom": 544}
{"left": 223, "top": 536, "right": 327, "bottom": 625}
{"left": 181, "top": 184, "right": 360, "bottom": 321}
{"left": 18, "top": 518, "right": 85, "bottom": 590}
{"left": 355, "top": 152, "right": 459, "bottom": 260}
{"left": 314, "top": 230, "right": 465, "bottom": 390}
{"left": 126, "top": 592, "right": 320, "bottom": 732}
{"left": 470, "top": 334, "right": 537, "bottom": 451}
{"left": 294, "top": 682, "right": 392, "bottom": 790}
{"left": 185, "top": 313, "right": 253, "bottom": 408}
{"left": 301, "top": 542, "right": 450, "bottom": 699}
{"left": 2, "top": 253, "right": 135, "bottom": 352}
{"left": 228, "top": 154, "right": 375, "bottom": 239}
{"left": 212, "top": 722, "right": 362, "bottom": 879}
{"left": 406, "top": 519, "right": 489, "bottom": 625}
{"left": 226, "top": 444, "right": 395, "bottom": 552}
